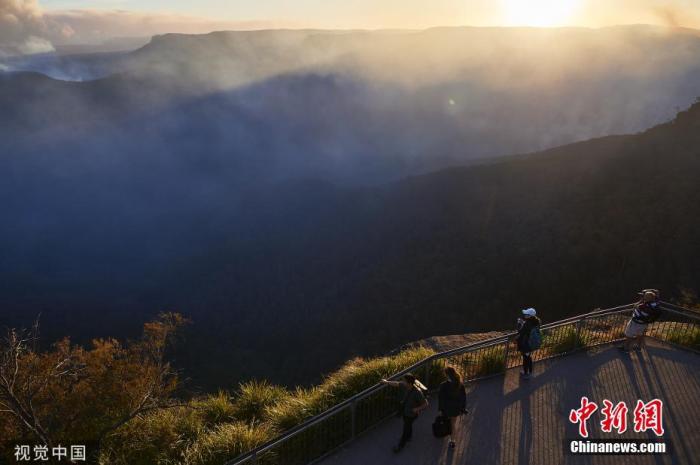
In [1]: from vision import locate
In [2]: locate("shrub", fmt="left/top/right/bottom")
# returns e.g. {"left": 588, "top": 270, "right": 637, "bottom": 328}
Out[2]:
{"left": 182, "top": 422, "right": 275, "bottom": 465}
{"left": 0, "top": 313, "right": 188, "bottom": 462}
{"left": 473, "top": 350, "right": 505, "bottom": 377}
{"left": 265, "top": 346, "right": 434, "bottom": 431}
{"left": 265, "top": 386, "right": 330, "bottom": 432}
{"left": 192, "top": 391, "right": 237, "bottom": 427}
{"left": 232, "top": 381, "right": 290, "bottom": 424}
{"left": 101, "top": 406, "right": 204, "bottom": 465}
{"left": 102, "top": 345, "right": 436, "bottom": 465}
{"left": 322, "top": 346, "right": 435, "bottom": 400}
{"left": 545, "top": 326, "right": 584, "bottom": 354}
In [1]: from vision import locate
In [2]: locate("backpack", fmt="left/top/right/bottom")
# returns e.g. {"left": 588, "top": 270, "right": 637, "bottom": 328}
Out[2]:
{"left": 528, "top": 326, "right": 542, "bottom": 350}
{"left": 646, "top": 303, "right": 662, "bottom": 323}
{"left": 432, "top": 415, "right": 451, "bottom": 438}
{"left": 636, "top": 302, "right": 662, "bottom": 324}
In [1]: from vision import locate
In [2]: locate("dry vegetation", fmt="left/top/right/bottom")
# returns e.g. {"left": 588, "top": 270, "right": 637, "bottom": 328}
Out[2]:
{"left": 0, "top": 319, "right": 434, "bottom": 465}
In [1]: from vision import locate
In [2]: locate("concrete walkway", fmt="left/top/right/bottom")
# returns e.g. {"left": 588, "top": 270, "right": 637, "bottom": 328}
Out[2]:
{"left": 321, "top": 340, "right": 700, "bottom": 465}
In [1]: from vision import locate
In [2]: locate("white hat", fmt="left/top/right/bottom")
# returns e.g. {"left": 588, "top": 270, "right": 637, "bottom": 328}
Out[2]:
{"left": 522, "top": 308, "right": 537, "bottom": 317}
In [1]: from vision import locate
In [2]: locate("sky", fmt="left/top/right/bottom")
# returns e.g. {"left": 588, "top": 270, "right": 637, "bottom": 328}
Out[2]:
{"left": 39, "top": 0, "right": 700, "bottom": 29}
{"left": 2, "top": 0, "right": 700, "bottom": 57}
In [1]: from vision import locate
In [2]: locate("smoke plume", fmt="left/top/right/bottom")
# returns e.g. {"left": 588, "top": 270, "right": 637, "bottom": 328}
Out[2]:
{"left": 0, "top": 0, "right": 54, "bottom": 57}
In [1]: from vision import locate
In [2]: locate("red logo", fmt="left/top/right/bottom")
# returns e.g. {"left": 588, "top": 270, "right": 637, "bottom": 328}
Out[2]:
{"left": 600, "top": 400, "right": 628, "bottom": 434}
{"left": 633, "top": 399, "right": 665, "bottom": 436}
{"left": 569, "top": 397, "right": 664, "bottom": 437}
{"left": 569, "top": 397, "right": 598, "bottom": 438}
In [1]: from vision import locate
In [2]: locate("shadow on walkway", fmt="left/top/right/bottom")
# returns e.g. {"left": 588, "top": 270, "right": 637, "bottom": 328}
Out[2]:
{"left": 321, "top": 340, "right": 700, "bottom": 465}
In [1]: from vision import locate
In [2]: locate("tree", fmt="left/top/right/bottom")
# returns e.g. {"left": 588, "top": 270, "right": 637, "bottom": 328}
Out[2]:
{"left": 0, "top": 313, "right": 188, "bottom": 460}
{"left": 0, "top": 319, "right": 69, "bottom": 449}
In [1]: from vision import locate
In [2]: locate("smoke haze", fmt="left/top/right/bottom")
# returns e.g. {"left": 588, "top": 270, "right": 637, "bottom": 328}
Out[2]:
{"left": 2, "top": 25, "right": 700, "bottom": 387}
{"left": 0, "top": 0, "right": 55, "bottom": 56}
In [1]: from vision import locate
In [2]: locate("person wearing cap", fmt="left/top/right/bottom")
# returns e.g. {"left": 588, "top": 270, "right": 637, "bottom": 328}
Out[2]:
{"left": 620, "top": 290, "right": 662, "bottom": 353}
{"left": 516, "top": 308, "right": 541, "bottom": 379}
{"left": 381, "top": 373, "right": 429, "bottom": 452}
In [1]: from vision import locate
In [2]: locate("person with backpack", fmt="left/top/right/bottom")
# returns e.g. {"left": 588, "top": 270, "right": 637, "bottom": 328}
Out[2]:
{"left": 516, "top": 308, "right": 541, "bottom": 379}
{"left": 620, "top": 289, "right": 662, "bottom": 353}
{"left": 381, "top": 373, "right": 429, "bottom": 453}
{"left": 437, "top": 366, "right": 467, "bottom": 449}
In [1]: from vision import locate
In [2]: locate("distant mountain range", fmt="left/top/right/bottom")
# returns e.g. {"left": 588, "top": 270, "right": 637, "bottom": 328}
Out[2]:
{"left": 4, "top": 26, "right": 700, "bottom": 182}
{"left": 1, "top": 26, "right": 699, "bottom": 389}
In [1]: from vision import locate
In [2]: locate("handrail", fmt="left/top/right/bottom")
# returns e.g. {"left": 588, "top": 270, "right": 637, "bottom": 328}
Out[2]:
{"left": 660, "top": 301, "right": 700, "bottom": 316}
{"left": 438, "top": 302, "right": 638, "bottom": 359}
{"left": 225, "top": 300, "right": 698, "bottom": 465}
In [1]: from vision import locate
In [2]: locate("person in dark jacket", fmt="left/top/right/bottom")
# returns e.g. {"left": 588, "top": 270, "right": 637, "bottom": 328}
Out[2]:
{"left": 438, "top": 366, "right": 467, "bottom": 449}
{"left": 620, "top": 289, "right": 661, "bottom": 353}
{"left": 381, "top": 373, "right": 429, "bottom": 453}
{"left": 516, "top": 308, "right": 541, "bottom": 379}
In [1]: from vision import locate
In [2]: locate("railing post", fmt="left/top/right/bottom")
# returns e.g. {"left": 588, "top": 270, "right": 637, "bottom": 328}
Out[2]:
{"left": 350, "top": 400, "right": 357, "bottom": 438}
{"left": 424, "top": 360, "right": 431, "bottom": 388}
{"left": 251, "top": 451, "right": 257, "bottom": 465}
{"left": 503, "top": 336, "right": 511, "bottom": 371}
{"left": 574, "top": 317, "right": 584, "bottom": 348}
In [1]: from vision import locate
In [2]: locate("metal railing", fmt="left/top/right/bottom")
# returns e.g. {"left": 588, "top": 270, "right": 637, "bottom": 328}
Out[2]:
{"left": 225, "top": 301, "right": 700, "bottom": 465}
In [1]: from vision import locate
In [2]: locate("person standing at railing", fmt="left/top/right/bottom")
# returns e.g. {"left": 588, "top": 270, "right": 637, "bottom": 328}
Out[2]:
{"left": 381, "top": 373, "right": 429, "bottom": 453}
{"left": 438, "top": 366, "right": 467, "bottom": 449}
{"left": 516, "top": 308, "right": 541, "bottom": 379}
{"left": 620, "top": 289, "right": 662, "bottom": 353}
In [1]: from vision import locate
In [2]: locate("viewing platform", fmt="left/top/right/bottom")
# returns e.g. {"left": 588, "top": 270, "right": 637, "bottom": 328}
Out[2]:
{"left": 227, "top": 302, "right": 700, "bottom": 465}
{"left": 321, "top": 339, "right": 700, "bottom": 465}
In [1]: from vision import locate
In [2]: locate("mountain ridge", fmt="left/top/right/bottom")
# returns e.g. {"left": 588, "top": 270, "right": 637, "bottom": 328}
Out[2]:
{"left": 1, "top": 32, "right": 699, "bottom": 389}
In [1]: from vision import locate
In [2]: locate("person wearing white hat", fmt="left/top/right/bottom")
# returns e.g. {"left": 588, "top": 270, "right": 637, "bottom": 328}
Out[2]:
{"left": 516, "top": 308, "right": 541, "bottom": 379}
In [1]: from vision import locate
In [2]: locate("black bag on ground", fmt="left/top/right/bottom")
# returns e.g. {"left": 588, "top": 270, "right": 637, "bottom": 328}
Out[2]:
{"left": 432, "top": 415, "right": 451, "bottom": 438}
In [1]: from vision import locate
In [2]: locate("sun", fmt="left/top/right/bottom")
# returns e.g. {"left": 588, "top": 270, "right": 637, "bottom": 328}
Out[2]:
{"left": 501, "top": 0, "right": 582, "bottom": 27}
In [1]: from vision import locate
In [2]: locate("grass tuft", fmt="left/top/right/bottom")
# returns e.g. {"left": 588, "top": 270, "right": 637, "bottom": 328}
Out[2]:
{"left": 101, "top": 406, "right": 204, "bottom": 465}
{"left": 266, "top": 346, "right": 435, "bottom": 431}
{"left": 182, "top": 422, "right": 275, "bottom": 465}
{"left": 473, "top": 350, "right": 505, "bottom": 377}
{"left": 232, "top": 381, "right": 289, "bottom": 424}
{"left": 544, "top": 326, "right": 585, "bottom": 354}
{"left": 192, "top": 391, "right": 237, "bottom": 427}
{"left": 102, "top": 345, "right": 435, "bottom": 465}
